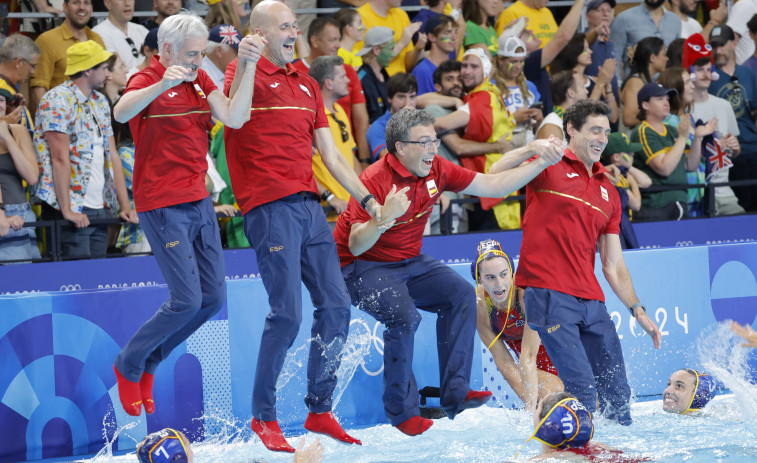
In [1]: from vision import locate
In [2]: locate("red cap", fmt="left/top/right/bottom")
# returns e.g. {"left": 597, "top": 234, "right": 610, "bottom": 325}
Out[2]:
{"left": 682, "top": 33, "right": 713, "bottom": 70}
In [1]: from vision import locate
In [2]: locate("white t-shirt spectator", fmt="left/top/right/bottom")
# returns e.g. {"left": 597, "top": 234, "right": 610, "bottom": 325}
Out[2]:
{"left": 679, "top": 16, "right": 703, "bottom": 39}
{"left": 93, "top": 18, "right": 149, "bottom": 74}
{"left": 692, "top": 94, "right": 740, "bottom": 200}
{"left": 727, "top": 0, "right": 757, "bottom": 64}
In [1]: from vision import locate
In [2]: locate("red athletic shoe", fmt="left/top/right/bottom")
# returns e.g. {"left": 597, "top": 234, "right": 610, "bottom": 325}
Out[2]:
{"left": 140, "top": 372, "right": 155, "bottom": 414}
{"left": 304, "top": 411, "right": 361, "bottom": 445}
{"left": 251, "top": 418, "right": 295, "bottom": 453}
{"left": 460, "top": 390, "right": 493, "bottom": 411}
{"left": 395, "top": 416, "right": 433, "bottom": 436}
{"left": 113, "top": 365, "right": 142, "bottom": 416}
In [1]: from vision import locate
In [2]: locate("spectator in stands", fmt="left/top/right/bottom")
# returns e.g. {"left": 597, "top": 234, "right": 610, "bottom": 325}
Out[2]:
{"left": 103, "top": 55, "right": 129, "bottom": 105}
{"left": 293, "top": 17, "right": 371, "bottom": 168}
{"left": 610, "top": 0, "right": 681, "bottom": 80}
{"left": 536, "top": 70, "right": 588, "bottom": 141}
{"left": 462, "top": 0, "right": 498, "bottom": 57}
{"left": 584, "top": 0, "right": 620, "bottom": 126}
{"left": 743, "top": 15, "right": 757, "bottom": 74}
{"left": 666, "top": 37, "right": 685, "bottom": 68}
{"left": 727, "top": 0, "right": 757, "bottom": 65}
{"left": 493, "top": 35, "right": 542, "bottom": 149}
{"left": 31, "top": 0, "right": 106, "bottom": 115}
{"left": 205, "top": 0, "right": 243, "bottom": 32}
{"left": 142, "top": 0, "right": 180, "bottom": 30}
{"left": 202, "top": 24, "right": 242, "bottom": 89}
{"left": 495, "top": 0, "right": 557, "bottom": 47}
{"left": 334, "top": 8, "right": 365, "bottom": 69}
{"left": 33, "top": 41, "right": 137, "bottom": 258}
{"left": 93, "top": 0, "right": 150, "bottom": 75}
{"left": 549, "top": 33, "right": 618, "bottom": 126}
{"left": 0, "top": 35, "right": 40, "bottom": 135}
{"left": 412, "top": 15, "right": 458, "bottom": 95}
{"left": 600, "top": 133, "right": 651, "bottom": 249}
{"left": 518, "top": 0, "right": 587, "bottom": 117}
{"left": 357, "top": 26, "right": 393, "bottom": 124}
{"left": 136, "top": 27, "right": 159, "bottom": 72}
{"left": 366, "top": 73, "right": 417, "bottom": 161}
{"left": 620, "top": 37, "right": 667, "bottom": 129}
{"left": 310, "top": 55, "right": 362, "bottom": 221}
{"left": 630, "top": 82, "right": 714, "bottom": 221}
{"left": 708, "top": 25, "right": 757, "bottom": 212}
{"left": 0, "top": 90, "right": 40, "bottom": 262}
{"left": 355, "top": 0, "right": 424, "bottom": 76}
{"left": 412, "top": 0, "right": 460, "bottom": 34}
{"left": 434, "top": 49, "right": 521, "bottom": 230}
{"left": 670, "top": 0, "right": 700, "bottom": 39}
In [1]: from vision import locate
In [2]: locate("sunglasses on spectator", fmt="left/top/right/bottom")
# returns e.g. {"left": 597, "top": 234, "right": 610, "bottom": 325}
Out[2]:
{"left": 330, "top": 113, "right": 349, "bottom": 143}
{"left": 125, "top": 37, "right": 139, "bottom": 58}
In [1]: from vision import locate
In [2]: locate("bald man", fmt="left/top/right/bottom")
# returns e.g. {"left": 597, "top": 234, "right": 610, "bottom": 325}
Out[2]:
{"left": 223, "top": 0, "right": 388, "bottom": 453}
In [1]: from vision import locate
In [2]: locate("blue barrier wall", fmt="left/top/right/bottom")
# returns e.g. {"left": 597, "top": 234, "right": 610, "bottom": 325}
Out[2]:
{"left": 2, "top": 241, "right": 757, "bottom": 462}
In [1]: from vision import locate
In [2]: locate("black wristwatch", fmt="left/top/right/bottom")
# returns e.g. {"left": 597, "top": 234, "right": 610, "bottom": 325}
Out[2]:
{"left": 360, "top": 194, "right": 375, "bottom": 210}
{"left": 0, "top": 203, "right": 5, "bottom": 211}
{"left": 320, "top": 190, "right": 333, "bottom": 201}
{"left": 629, "top": 302, "right": 645, "bottom": 316}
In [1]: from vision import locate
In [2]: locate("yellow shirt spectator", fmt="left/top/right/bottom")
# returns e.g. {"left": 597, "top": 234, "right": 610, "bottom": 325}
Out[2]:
{"left": 313, "top": 102, "right": 358, "bottom": 221}
{"left": 354, "top": 3, "right": 413, "bottom": 76}
{"left": 338, "top": 47, "right": 363, "bottom": 70}
{"left": 32, "top": 22, "right": 105, "bottom": 91}
{"left": 495, "top": 0, "right": 557, "bottom": 48}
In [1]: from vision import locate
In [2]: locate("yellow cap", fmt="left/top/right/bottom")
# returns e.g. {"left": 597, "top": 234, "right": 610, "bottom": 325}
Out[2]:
{"left": 65, "top": 40, "right": 113, "bottom": 76}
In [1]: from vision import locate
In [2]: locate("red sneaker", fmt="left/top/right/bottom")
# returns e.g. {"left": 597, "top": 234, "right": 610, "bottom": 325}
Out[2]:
{"left": 113, "top": 365, "right": 142, "bottom": 416}
{"left": 140, "top": 372, "right": 155, "bottom": 414}
{"left": 251, "top": 418, "right": 295, "bottom": 453}
{"left": 304, "top": 411, "right": 361, "bottom": 445}
{"left": 460, "top": 390, "right": 493, "bottom": 411}
{"left": 395, "top": 416, "right": 433, "bottom": 436}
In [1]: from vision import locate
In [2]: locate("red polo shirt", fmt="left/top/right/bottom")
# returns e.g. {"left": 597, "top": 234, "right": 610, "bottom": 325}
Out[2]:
{"left": 514, "top": 149, "right": 621, "bottom": 302}
{"left": 334, "top": 154, "right": 476, "bottom": 266}
{"left": 291, "top": 58, "right": 365, "bottom": 122}
{"left": 125, "top": 56, "right": 217, "bottom": 212}
{"left": 223, "top": 56, "right": 328, "bottom": 214}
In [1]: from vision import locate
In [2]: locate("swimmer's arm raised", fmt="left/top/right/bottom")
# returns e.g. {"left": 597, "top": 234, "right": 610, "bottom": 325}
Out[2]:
{"left": 599, "top": 233, "right": 662, "bottom": 349}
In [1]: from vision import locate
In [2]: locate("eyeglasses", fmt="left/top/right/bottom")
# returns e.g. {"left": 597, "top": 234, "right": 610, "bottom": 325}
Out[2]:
{"left": 400, "top": 138, "right": 441, "bottom": 151}
{"left": 330, "top": 113, "right": 349, "bottom": 143}
{"left": 21, "top": 58, "right": 37, "bottom": 71}
{"left": 125, "top": 37, "right": 139, "bottom": 58}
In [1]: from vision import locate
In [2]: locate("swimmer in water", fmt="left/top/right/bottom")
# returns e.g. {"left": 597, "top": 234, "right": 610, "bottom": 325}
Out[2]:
{"left": 136, "top": 428, "right": 324, "bottom": 463}
{"left": 662, "top": 369, "right": 718, "bottom": 414}
{"left": 473, "top": 239, "right": 563, "bottom": 410}
{"left": 517, "top": 392, "right": 650, "bottom": 462}
{"left": 730, "top": 321, "right": 757, "bottom": 348}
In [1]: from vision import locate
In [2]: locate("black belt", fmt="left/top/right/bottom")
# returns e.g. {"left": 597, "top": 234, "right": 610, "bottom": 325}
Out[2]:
{"left": 281, "top": 191, "right": 319, "bottom": 202}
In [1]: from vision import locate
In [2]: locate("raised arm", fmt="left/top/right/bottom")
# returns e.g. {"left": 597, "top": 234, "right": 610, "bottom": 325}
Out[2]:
{"left": 489, "top": 138, "right": 559, "bottom": 174}
{"left": 347, "top": 184, "right": 410, "bottom": 256}
{"left": 540, "top": 0, "right": 586, "bottom": 67}
{"left": 434, "top": 109, "right": 470, "bottom": 132}
{"left": 441, "top": 132, "right": 509, "bottom": 158}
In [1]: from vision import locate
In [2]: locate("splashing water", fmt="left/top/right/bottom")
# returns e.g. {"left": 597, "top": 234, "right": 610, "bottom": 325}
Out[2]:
{"left": 86, "top": 409, "right": 140, "bottom": 462}
{"left": 697, "top": 321, "right": 757, "bottom": 436}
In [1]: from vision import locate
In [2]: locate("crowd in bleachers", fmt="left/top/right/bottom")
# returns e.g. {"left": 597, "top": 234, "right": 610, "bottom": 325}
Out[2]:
{"left": 1, "top": 0, "right": 757, "bottom": 262}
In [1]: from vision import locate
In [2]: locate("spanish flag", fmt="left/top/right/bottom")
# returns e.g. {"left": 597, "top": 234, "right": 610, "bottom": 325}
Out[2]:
{"left": 461, "top": 80, "right": 521, "bottom": 229}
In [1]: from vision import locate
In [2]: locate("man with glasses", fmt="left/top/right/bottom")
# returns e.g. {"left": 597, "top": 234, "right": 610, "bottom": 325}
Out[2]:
{"left": 333, "top": 107, "right": 564, "bottom": 437}
{"left": 309, "top": 55, "right": 362, "bottom": 221}
{"left": 93, "top": 0, "right": 150, "bottom": 76}
{"left": 32, "top": 40, "right": 138, "bottom": 259}
{"left": 0, "top": 34, "right": 40, "bottom": 134}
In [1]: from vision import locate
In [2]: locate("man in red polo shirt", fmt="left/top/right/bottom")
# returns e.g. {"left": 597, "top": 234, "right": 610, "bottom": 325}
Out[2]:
{"left": 111, "top": 12, "right": 261, "bottom": 417}
{"left": 223, "top": 0, "right": 384, "bottom": 453}
{"left": 333, "top": 107, "right": 563, "bottom": 436}
{"left": 497, "top": 99, "right": 662, "bottom": 425}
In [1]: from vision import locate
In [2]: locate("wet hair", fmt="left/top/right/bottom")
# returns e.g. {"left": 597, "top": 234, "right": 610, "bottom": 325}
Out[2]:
{"left": 385, "top": 107, "right": 435, "bottom": 155}
{"left": 387, "top": 73, "right": 418, "bottom": 99}
{"left": 308, "top": 17, "right": 340, "bottom": 47}
{"left": 433, "top": 59, "right": 461, "bottom": 85}
{"left": 539, "top": 392, "right": 575, "bottom": 421}
{"left": 550, "top": 70, "right": 579, "bottom": 106}
{"left": 333, "top": 8, "right": 359, "bottom": 35}
{"left": 563, "top": 99, "right": 611, "bottom": 142}
{"left": 309, "top": 55, "right": 344, "bottom": 87}
{"left": 622, "top": 36, "right": 664, "bottom": 90}
{"left": 549, "top": 33, "right": 587, "bottom": 75}
{"left": 158, "top": 10, "right": 209, "bottom": 53}
{"left": 657, "top": 67, "right": 689, "bottom": 116}
{"left": 0, "top": 34, "right": 40, "bottom": 63}
{"left": 666, "top": 38, "right": 685, "bottom": 68}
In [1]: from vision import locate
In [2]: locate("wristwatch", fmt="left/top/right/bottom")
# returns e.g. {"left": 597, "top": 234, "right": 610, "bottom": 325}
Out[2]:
{"left": 628, "top": 302, "right": 645, "bottom": 316}
{"left": 0, "top": 203, "right": 5, "bottom": 211}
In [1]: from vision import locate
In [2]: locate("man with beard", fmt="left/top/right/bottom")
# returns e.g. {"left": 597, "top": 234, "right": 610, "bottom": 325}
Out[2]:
{"left": 32, "top": 41, "right": 137, "bottom": 258}
{"left": 610, "top": 0, "right": 681, "bottom": 79}
{"left": 223, "top": 0, "right": 384, "bottom": 453}
{"left": 708, "top": 25, "right": 757, "bottom": 211}
{"left": 31, "top": 0, "right": 106, "bottom": 115}
{"left": 143, "top": 0, "right": 181, "bottom": 30}
{"left": 669, "top": 0, "right": 726, "bottom": 39}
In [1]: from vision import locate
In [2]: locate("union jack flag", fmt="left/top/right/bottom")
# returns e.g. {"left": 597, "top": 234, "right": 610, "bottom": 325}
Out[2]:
{"left": 704, "top": 135, "right": 733, "bottom": 183}
{"left": 219, "top": 25, "right": 241, "bottom": 46}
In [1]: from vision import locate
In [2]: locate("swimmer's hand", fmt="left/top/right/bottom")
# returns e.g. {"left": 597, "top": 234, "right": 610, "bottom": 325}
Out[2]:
{"left": 294, "top": 437, "right": 323, "bottom": 463}
{"left": 633, "top": 306, "right": 662, "bottom": 349}
{"left": 730, "top": 320, "right": 757, "bottom": 348}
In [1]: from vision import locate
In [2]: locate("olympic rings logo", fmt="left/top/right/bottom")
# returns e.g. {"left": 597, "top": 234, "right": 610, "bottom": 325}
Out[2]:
{"left": 349, "top": 318, "right": 385, "bottom": 376}
{"left": 59, "top": 284, "right": 82, "bottom": 292}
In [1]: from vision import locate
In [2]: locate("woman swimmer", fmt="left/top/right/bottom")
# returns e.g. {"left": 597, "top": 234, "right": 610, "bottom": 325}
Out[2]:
{"left": 473, "top": 239, "right": 563, "bottom": 410}
{"left": 662, "top": 369, "right": 717, "bottom": 414}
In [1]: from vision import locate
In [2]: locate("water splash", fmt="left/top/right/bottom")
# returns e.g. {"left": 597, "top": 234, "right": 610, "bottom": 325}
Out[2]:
{"left": 87, "top": 409, "right": 140, "bottom": 462}
{"left": 332, "top": 324, "right": 375, "bottom": 409}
